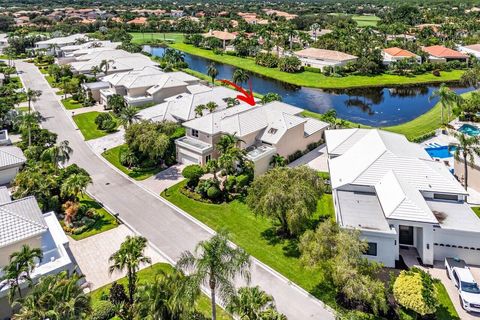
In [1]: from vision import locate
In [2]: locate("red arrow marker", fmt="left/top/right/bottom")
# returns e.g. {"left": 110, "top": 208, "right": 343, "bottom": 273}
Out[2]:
{"left": 219, "top": 79, "right": 256, "bottom": 106}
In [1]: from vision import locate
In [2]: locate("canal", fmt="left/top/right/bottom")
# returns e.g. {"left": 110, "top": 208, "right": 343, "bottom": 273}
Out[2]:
{"left": 145, "top": 46, "right": 473, "bottom": 127}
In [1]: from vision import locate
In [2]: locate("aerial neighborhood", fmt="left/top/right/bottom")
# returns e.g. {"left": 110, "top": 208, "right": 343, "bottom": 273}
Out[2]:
{"left": 1, "top": 0, "right": 480, "bottom": 319}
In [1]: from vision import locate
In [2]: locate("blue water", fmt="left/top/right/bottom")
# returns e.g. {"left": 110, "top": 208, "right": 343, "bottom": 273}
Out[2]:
{"left": 458, "top": 124, "right": 480, "bottom": 136}
{"left": 425, "top": 146, "right": 456, "bottom": 159}
{"left": 145, "top": 46, "right": 473, "bottom": 127}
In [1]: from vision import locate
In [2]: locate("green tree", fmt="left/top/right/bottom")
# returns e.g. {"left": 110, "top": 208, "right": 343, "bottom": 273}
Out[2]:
{"left": 247, "top": 166, "right": 323, "bottom": 236}
{"left": 461, "top": 66, "right": 480, "bottom": 89}
{"left": 177, "top": 231, "right": 251, "bottom": 320}
{"left": 107, "top": 94, "right": 126, "bottom": 114}
{"left": 270, "top": 154, "right": 286, "bottom": 168}
{"left": 90, "top": 65, "right": 102, "bottom": 79}
{"left": 109, "top": 236, "right": 152, "bottom": 305}
{"left": 194, "top": 104, "right": 206, "bottom": 117}
{"left": 260, "top": 93, "right": 282, "bottom": 105}
{"left": 119, "top": 105, "right": 140, "bottom": 129}
{"left": 227, "top": 286, "right": 285, "bottom": 320}
{"left": 207, "top": 63, "right": 219, "bottom": 85}
{"left": 40, "top": 140, "right": 73, "bottom": 169}
{"left": 9, "top": 245, "right": 43, "bottom": 283}
{"left": 182, "top": 164, "right": 204, "bottom": 188}
{"left": 232, "top": 68, "right": 250, "bottom": 85}
{"left": 429, "top": 83, "right": 462, "bottom": 124}
{"left": 25, "top": 89, "right": 42, "bottom": 112}
{"left": 15, "top": 111, "right": 42, "bottom": 147}
{"left": 206, "top": 101, "right": 218, "bottom": 113}
{"left": 449, "top": 132, "right": 480, "bottom": 190}
{"left": 99, "top": 59, "right": 114, "bottom": 74}
{"left": 12, "top": 271, "right": 91, "bottom": 319}
{"left": 60, "top": 172, "right": 92, "bottom": 201}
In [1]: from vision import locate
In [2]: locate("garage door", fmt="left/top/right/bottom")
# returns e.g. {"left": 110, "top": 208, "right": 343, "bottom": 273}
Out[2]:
{"left": 179, "top": 153, "right": 199, "bottom": 164}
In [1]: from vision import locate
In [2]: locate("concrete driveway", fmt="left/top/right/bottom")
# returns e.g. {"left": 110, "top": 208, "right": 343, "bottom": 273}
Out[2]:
{"left": 69, "top": 225, "right": 166, "bottom": 291}
{"left": 139, "top": 164, "right": 186, "bottom": 194}
{"left": 87, "top": 129, "right": 125, "bottom": 155}
{"left": 288, "top": 144, "right": 329, "bottom": 172}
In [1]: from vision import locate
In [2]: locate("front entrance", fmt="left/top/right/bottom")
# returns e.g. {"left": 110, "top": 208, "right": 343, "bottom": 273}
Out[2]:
{"left": 399, "top": 225, "right": 414, "bottom": 246}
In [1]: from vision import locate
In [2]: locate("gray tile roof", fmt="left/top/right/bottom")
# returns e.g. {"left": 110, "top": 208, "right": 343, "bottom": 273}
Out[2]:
{"left": 0, "top": 197, "right": 47, "bottom": 248}
{"left": 0, "top": 146, "right": 26, "bottom": 169}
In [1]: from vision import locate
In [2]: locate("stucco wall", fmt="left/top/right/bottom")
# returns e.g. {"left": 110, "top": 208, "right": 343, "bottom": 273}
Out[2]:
{"left": 433, "top": 228, "right": 480, "bottom": 265}
{"left": 360, "top": 230, "right": 397, "bottom": 268}
{"left": 275, "top": 125, "right": 324, "bottom": 158}
{"left": 0, "top": 166, "right": 22, "bottom": 186}
{"left": 152, "top": 85, "right": 189, "bottom": 104}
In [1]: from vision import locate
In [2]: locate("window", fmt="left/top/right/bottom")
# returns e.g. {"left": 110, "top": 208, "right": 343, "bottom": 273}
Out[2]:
{"left": 206, "top": 154, "right": 211, "bottom": 163}
{"left": 191, "top": 129, "right": 199, "bottom": 137}
{"left": 365, "top": 242, "right": 377, "bottom": 256}
{"left": 268, "top": 128, "right": 278, "bottom": 134}
{"left": 433, "top": 193, "right": 458, "bottom": 201}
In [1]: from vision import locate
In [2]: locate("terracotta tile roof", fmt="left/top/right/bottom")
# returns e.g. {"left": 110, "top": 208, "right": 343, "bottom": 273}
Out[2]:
{"left": 127, "top": 17, "right": 148, "bottom": 25}
{"left": 421, "top": 45, "right": 468, "bottom": 59}
{"left": 203, "top": 30, "right": 236, "bottom": 41}
{"left": 295, "top": 48, "right": 357, "bottom": 62}
{"left": 383, "top": 47, "right": 417, "bottom": 58}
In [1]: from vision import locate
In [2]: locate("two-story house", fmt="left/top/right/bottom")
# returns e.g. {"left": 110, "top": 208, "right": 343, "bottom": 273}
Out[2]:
{"left": 326, "top": 128, "right": 480, "bottom": 267}
{"left": 176, "top": 101, "right": 328, "bottom": 176}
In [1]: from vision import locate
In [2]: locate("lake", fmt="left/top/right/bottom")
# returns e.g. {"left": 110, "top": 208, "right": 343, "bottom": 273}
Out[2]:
{"left": 145, "top": 46, "right": 473, "bottom": 127}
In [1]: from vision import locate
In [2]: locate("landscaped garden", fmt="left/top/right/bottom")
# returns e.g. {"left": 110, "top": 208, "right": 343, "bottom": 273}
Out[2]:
{"left": 61, "top": 97, "right": 84, "bottom": 110}
{"left": 73, "top": 111, "right": 119, "bottom": 140}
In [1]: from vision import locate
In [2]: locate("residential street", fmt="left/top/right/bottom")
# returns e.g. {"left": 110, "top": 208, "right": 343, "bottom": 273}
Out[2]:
{"left": 16, "top": 60, "right": 334, "bottom": 320}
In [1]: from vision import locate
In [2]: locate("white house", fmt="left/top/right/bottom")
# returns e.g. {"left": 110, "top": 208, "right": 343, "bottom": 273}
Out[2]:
{"left": 458, "top": 44, "right": 480, "bottom": 58}
{"left": 382, "top": 47, "right": 421, "bottom": 65}
{"left": 35, "top": 33, "right": 89, "bottom": 55}
{"left": 0, "top": 194, "right": 74, "bottom": 317}
{"left": 326, "top": 129, "right": 480, "bottom": 267}
{"left": 294, "top": 48, "right": 357, "bottom": 70}
{"left": 0, "top": 146, "right": 26, "bottom": 185}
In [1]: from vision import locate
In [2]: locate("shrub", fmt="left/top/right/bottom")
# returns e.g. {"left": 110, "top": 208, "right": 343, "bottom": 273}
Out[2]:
{"left": 432, "top": 69, "right": 441, "bottom": 77}
{"left": 304, "top": 66, "right": 322, "bottom": 73}
{"left": 225, "top": 175, "right": 236, "bottom": 193}
{"left": 207, "top": 185, "right": 222, "bottom": 199}
{"left": 95, "top": 113, "right": 113, "bottom": 130}
{"left": 235, "top": 174, "right": 250, "bottom": 192}
{"left": 91, "top": 300, "right": 115, "bottom": 320}
{"left": 411, "top": 131, "right": 436, "bottom": 143}
{"left": 393, "top": 268, "right": 438, "bottom": 316}
{"left": 195, "top": 178, "right": 218, "bottom": 198}
{"left": 255, "top": 52, "right": 279, "bottom": 68}
{"left": 109, "top": 281, "right": 128, "bottom": 305}
{"left": 278, "top": 56, "right": 302, "bottom": 73}
{"left": 182, "top": 164, "right": 204, "bottom": 188}
{"left": 103, "top": 119, "right": 117, "bottom": 132}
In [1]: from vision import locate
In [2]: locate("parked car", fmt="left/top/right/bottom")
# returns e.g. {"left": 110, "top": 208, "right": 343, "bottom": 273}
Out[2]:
{"left": 445, "top": 257, "right": 480, "bottom": 312}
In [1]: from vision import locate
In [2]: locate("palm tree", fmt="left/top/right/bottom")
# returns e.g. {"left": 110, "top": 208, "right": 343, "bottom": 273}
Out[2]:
{"left": 270, "top": 154, "right": 286, "bottom": 168}
{"left": 12, "top": 271, "right": 91, "bottom": 319}
{"left": 206, "top": 159, "right": 220, "bottom": 181}
{"left": 232, "top": 68, "right": 250, "bottom": 85}
{"left": 227, "top": 286, "right": 283, "bottom": 320}
{"left": 60, "top": 172, "right": 92, "bottom": 201}
{"left": 194, "top": 104, "right": 206, "bottom": 117}
{"left": 177, "top": 231, "right": 251, "bottom": 320}
{"left": 206, "top": 101, "right": 218, "bottom": 113}
{"left": 119, "top": 106, "right": 140, "bottom": 129}
{"left": 107, "top": 94, "right": 126, "bottom": 114}
{"left": 310, "top": 23, "right": 320, "bottom": 42}
{"left": 0, "top": 261, "right": 27, "bottom": 302}
{"left": 25, "top": 89, "right": 42, "bottom": 113}
{"left": 99, "top": 59, "right": 114, "bottom": 74}
{"left": 207, "top": 63, "right": 219, "bottom": 86}
{"left": 261, "top": 93, "right": 282, "bottom": 105}
{"left": 429, "top": 83, "right": 462, "bottom": 124}
{"left": 41, "top": 140, "right": 73, "bottom": 169}
{"left": 136, "top": 269, "right": 200, "bottom": 319}
{"left": 109, "top": 236, "right": 152, "bottom": 305}
{"left": 449, "top": 132, "right": 480, "bottom": 190}
{"left": 10, "top": 245, "right": 43, "bottom": 283}
{"left": 16, "top": 111, "right": 42, "bottom": 147}
{"left": 461, "top": 66, "right": 480, "bottom": 89}
{"left": 90, "top": 65, "right": 102, "bottom": 79}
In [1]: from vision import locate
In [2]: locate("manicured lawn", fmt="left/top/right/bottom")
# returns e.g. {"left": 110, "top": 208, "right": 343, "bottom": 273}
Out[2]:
{"left": 61, "top": 97, "right": 84, "bottom": 110}
{"left": 90, "top": 263, "right": 232, "bottom": 320}
{"left": 162, "top": 181, "right": 338, "bottom": 306}
{"left": 352, "top": 15, "right": 381, "bottom": 27}
{"left": 434, "top": 281, "right": 460, "bottom": 320}
{"left": 69, "top": 194, "right": 119, "bottom": 241}
{"left": 384, "top": 91, "right": 474, "bottom": 141}
{"left": 101, "top": 144, "right": 164, "bottom": 181}
{"left": 45, "top": 75, "right": 58, "bottom": 87}
{"left": 170, "top": 43, "right": 465, "bottom": 90}
{"left": 73, "top": 111, "right": 118, "bottom": 140}
{"left": 472, "top": 206, "right": 480, "bottom": 218}
{"left": 130, "top": 32, "right": 185, "bottom": 44}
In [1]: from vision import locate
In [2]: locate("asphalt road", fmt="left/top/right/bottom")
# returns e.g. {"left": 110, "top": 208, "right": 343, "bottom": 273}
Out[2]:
{"left": 16, "top": 60, "right": 334, "bottom": 320}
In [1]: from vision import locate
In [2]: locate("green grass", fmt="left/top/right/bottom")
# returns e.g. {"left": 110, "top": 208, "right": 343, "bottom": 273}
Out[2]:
{"left": 72, "top": 111, "right": 118, "bottom": 140}
{"left": 90, "top": 263, "right": 232, "bottom": 320}
{"left": 16, "top": 106, "right": 29, "bottom": 113}
{"left": 45, "top": 75, "right": 58, "bottom": 87}
{"left": 169, "top": 43, "right": 464, "bottom": 90}
{"left": 61, "top": 97, "right": 84, "bottom": 110}
{"left": 130, "top": 32, "right": 185, "bottom": 44}
{"left": 472, "top": 206, "right": 480, "bottom": 217}
{"left": 101, "top": 144, "right": 164, "bottom": 181}
{"left": 69, "top": 194, "right": 119, "bottom": 241}
{"left": 434, "top": 281, "right": 460, "bottom": 320}
{"left": 352, "top": 15, "right": 381, "bottom": 27}
{"left": 162, "top": 181, "right": 338, "bottom": 307}
{"left": 384, "top": 91, "right": 474, "bottom": 141}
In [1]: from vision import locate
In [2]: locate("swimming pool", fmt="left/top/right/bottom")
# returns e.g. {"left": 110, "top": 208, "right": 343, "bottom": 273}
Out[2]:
{"left": 458, "top": 124, "right": 480, "bottom": 136}
{"left": 425, "top": 146, "right": 455, "bottom": 159}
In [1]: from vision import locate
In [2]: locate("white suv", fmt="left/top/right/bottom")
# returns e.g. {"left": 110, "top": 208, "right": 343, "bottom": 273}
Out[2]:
{"left": 451, "top": 267, "right": 480, "bottom": 312}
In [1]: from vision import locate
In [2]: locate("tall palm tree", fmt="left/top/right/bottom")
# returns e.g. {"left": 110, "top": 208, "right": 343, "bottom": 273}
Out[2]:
{"left": 449, "top": 132, "right": 480, "bottom": 190}
{"left": 109, "top": 236, "right": 152, "bottom": 305}
{"left": 207, "top": 63, "right": 219, "bottom": 86}
{"left": 429, "top": 83, "right": 462, "bottom": 124}
{"left": 107, "top": 94, "right": 126, "bottom": 114}
{"left": 136, "top": 269, "right": 200, "bottom": 319}
{"left": 90, "top": 65, "right": 101, "bottom": 79}
{"left": 0, "top": 260, "right": 27, "bottom": 302}
{"left": 25, "top": 89, "right": 42, "bottom": 113}
{"left": 194, "top": 104, "right": 206, "bottom": 117}
{"left": 227, "top": 286, "right": 283, "bottom": 320}
{"left": 41, "top": 140, "right": 73, "bottom": 169}
{"left": 16, "top": 111, "right": 42, "bottom": 147}
{"left": 119, "top": 106, "right": 140, "bottom": 129}
{"left": 99, "top": 59, "right": 114, "bottom": 74}
{"left": 60, "top": 172, "right": 92, "bottom": 201}
{"left": 206, "top": 159, "right": 220, "bottom": 181}
{"left": 216, "top": 133, "right": 241, "bottom": 154}
{"left": 10, "top": 245, "right": 43, "bottom": 283}
{"left": 177, "top": 231, "right": 251, "bottom": 320}
{"left": 310, "top": 23, "right": 320, "bottom": 42}
{"left": 12, "top": 271, "right": 91, "bottom": 319}
{"left": 232, "top": 68, "right": 250, "bottom": 85}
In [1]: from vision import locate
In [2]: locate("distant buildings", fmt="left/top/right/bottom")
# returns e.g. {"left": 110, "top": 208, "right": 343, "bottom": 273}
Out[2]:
{"left": 421, "top": 45, "right": 468, "bottom": 63}
{"left": 382, "top": 47, "right": 421, "bottom": 65}
{"left": 35, "top": 34, "right": 89, "bottom": 55}
{"left": 294, "top": 48, "right": 358, "bottom": 70}
{"left": 203, "top": 30, "right": 237, "bottom": 49}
